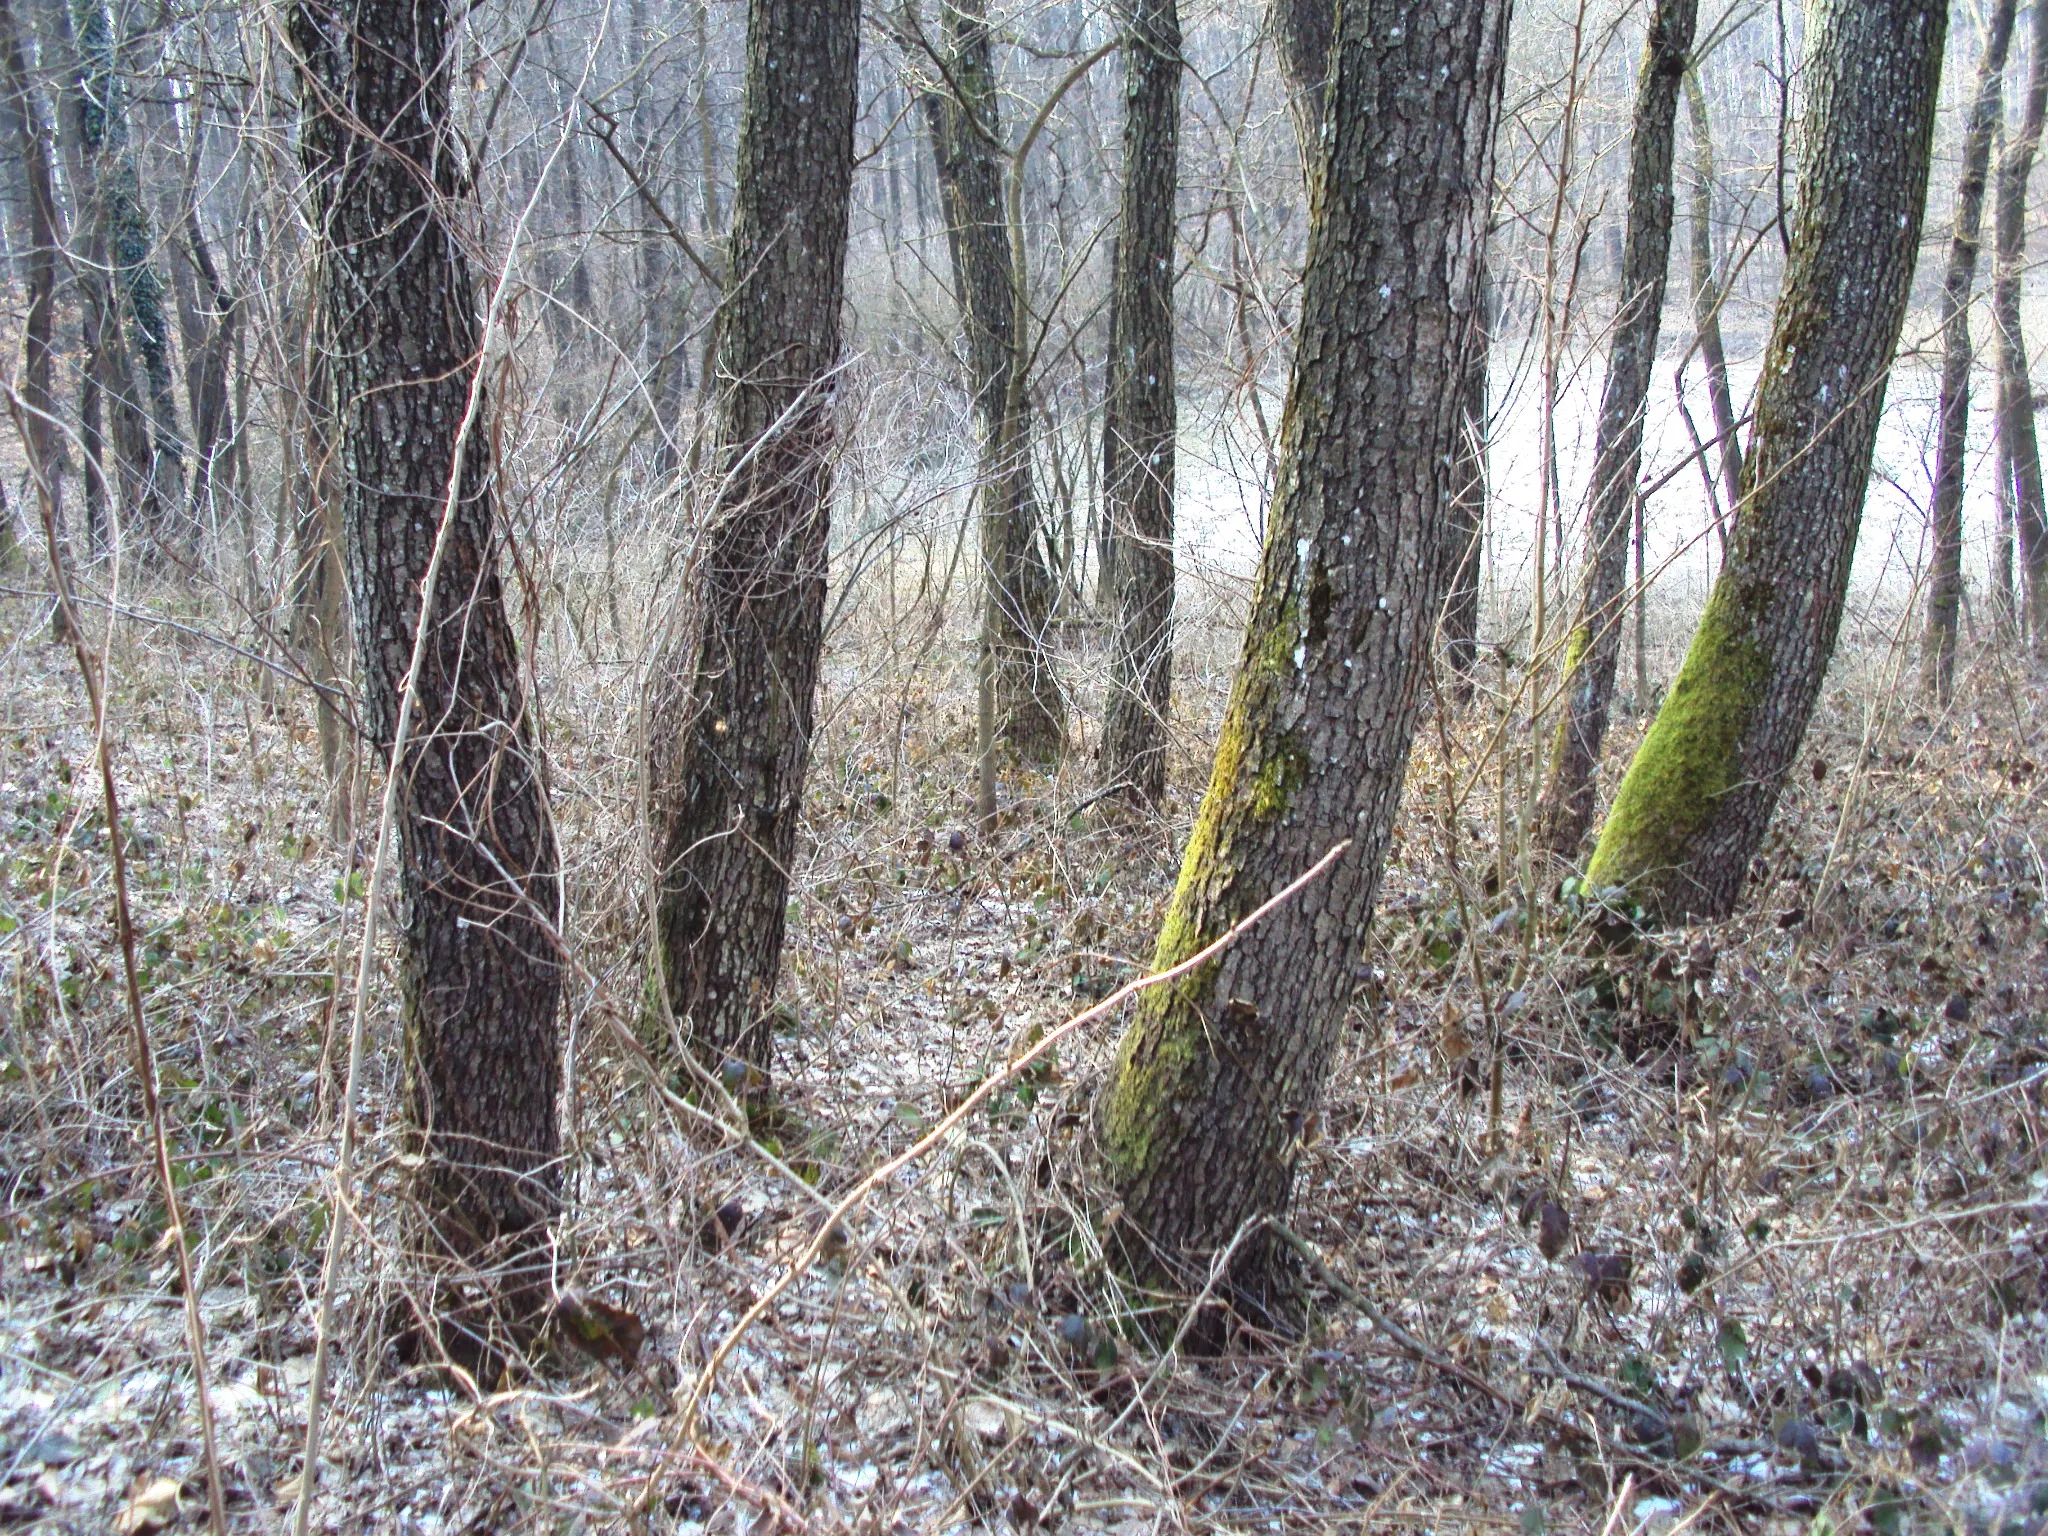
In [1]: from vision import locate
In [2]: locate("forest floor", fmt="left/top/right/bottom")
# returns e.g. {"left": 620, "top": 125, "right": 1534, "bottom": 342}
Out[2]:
{"left": 0, "top": 577, "right": 2045, "bottom": 1535}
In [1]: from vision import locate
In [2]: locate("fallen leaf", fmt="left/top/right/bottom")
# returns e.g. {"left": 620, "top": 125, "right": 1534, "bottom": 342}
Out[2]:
{"left": 114, "top": 1477, "right": 181, "bottom": 1536}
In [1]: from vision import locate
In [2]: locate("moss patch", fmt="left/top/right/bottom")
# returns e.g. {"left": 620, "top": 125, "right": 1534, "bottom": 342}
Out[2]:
{"left": 1100, "top": 588, "right": 1308, "bottom": 1180}
{"left": 1585, "top": 580, "right": 1768, "bottom": 899}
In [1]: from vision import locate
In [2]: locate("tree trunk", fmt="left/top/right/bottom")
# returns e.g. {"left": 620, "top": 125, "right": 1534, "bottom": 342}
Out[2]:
{"left": 1584, "top": 0, "right": 1946, "bottom": 922}
{"left": 286, "top": 314, "right": 351, "bottom": 842}
{"left": 169, "top": 203, "right": 236, "bottom": 533}
{"left": 1534, "top": 0, "right": 1697, "bottom": 858}
{"left": 1685, "top": 70, "right": 1741, "bottom": 518}
{"left": 43, "top": 0, "right": 148, "bottom": 550}
{"left": 0, "top": 0, "right": 61, "bottom": 569}
{"left": 1098, "top": 0, "right": 1509, "bottom": 1297}
{"left": 647, "top": 0, "right": 860, "bottom": 1072}
{"left": 1441, "top": 260, "right": 1489, "bottom": 702}
{"left": 1921, "top": 0, "right": 2018, "bottom": 701}
{"left": 1995, "top": 0, "right": 2048, "bottom": 652}
{"left": 1270, "top": 0, "right": 1333, "bottom": 171}
{"left": 75, "top": 0, "right": 184, "bottom": 541}
{"left": 1100, "top": 0, "right": 1179, "bottom": 806}
{"left": 292, "top": 0, "right": 563, "bottom": 1254}
{"left": 1993, "top": 405, "right": 2017, "bottom": 630}
{"left": 920, "top": 0, "right": 1064, "bottom": 764}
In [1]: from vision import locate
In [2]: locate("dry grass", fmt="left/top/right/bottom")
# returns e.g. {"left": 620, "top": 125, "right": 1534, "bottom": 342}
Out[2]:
{"left": 0, "top": 542, "right": 2044, "bottom": 1536}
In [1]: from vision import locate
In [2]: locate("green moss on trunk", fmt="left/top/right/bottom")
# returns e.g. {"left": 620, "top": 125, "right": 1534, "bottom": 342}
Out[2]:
{"left": 1584, "top": 581, "right": 1766, "bottom": 895}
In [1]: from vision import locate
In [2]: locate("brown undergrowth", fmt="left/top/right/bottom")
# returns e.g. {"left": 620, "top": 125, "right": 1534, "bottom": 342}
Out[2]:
{"left": 0, "top": 575, "right": 2043, "bottom": 1535}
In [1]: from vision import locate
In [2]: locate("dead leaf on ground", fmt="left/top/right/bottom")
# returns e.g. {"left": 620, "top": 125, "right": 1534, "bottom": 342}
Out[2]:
{"left": 113, "top": 1477, "right": 182, "bottom": 1536}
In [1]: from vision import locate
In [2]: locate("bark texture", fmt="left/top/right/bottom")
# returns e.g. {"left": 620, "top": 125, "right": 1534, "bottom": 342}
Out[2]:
{"left": 1585, "top": 0, "right": 1946, "bottom": 922}
{"left": 1099, "top": 0, "right": 1509, "bottom": 1293}
{"left": 1995, "top": 0, "right": 2048, "bottom": 650}
{"left": 0, "top": 0, "right": 61, "bottom": 562}
{"left": 921, "top": 0, "right": 1064, "bottom": 762}
{"left": 293, "top": 0, "right": 563, "bottom": 1246}
{"left": 648, "top": 0, "right": 860, "bottom": 1070}
{"left": 1271, "top": 0, "right": 1333, "bottom": 169}
{"left": 1535, "top": 0, "right": 1697, "bottom": 857}
{"left": 1922, "top": 0, "right": 2019, "bottom": 700}
{"left": 1100, "top": 0, "right": 1180, "bottom": 805}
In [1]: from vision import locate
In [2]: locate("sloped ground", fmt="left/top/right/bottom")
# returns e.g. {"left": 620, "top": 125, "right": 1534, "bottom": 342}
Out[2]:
{"left": 0, "top": 578, "right": 2043, "bottom": 1535}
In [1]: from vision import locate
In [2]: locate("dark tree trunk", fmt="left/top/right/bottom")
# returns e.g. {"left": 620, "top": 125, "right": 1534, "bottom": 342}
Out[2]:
{"left": 292, "top": 0, "right": 563, "bottom": 1252}
{"left": 1535, "top": 0, "right": 1698, "bottom": 857}
{"left": 1270, "top": 0, "right": 1333, "bottom": 170}
{"left": 44, "top": 0, "right": 147, "bottom": 550}
{"left": 0, "top": 0, "right": 61, "bottom": 567}
{"left": 1278, "top": 0, "right": 1490, "bottom": 703}
{"left": 647, "top": 0, "right": 861, "bottom": 1071}
{"left": 1586, "top": 0, "right": 1946, "bottom": 922}
{"left": 170, "top": 204, "right": 236, "bottom": 531}
{"left": 1922, "top": 0, "right": 2019, "bottom": 700}
{"left": 75, "top": 0, "right": 184, "bottom": 539}
{"left": 1684, "top": 71, "right": 1742, "bottom": 521}
{"left": 1100, "top": 0, "right": 1180, "bottom": 806}
{"left": 1099, "top": 0, "right": 1510, "bottom": 1296}
{"left": 1995, "top": 0, "right": 2048, "bottom": 652}
{"left": 920, "top": 0, "right": 1064, "bottom": 763}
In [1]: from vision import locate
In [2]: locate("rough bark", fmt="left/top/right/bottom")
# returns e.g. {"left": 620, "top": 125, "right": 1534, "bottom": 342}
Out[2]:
{"left": 920, "top": 0, "right": 1064, "bottom": 763}
{"left": 1585, "top": 0, "right": 1946, "bottom": 922}
{"left": 292, "top": 0, "right": 563, "bottom": 1248}
{"left": 1270, "top": 0, "right": 1333, "bottom": 171}
{"left": 1098, "top": 0, "right": 1509, "bottom": 1295}
{"left": 1922, "top": 0, "right": 2019, "bottom": 700}
{"left": 0, "top": 0, "right": 61, "bottom": 567}
{"left": 1685, "top": 70, "right": 1741, "bottom": 518}
{"left": 647, "top": 0, "right": 860, "bottom": 1071}
{"left": 1100, "top": 0, "right": 1180, "bottom": 806}
{"left": 1276, "top": 0, "right": 1491, "bottom": 701}
{"left": 1995, "top": 0, "right": 2048, "bottom": 651}
{"left": 1535, "top": 0, "right": 1698, "bottom": 857}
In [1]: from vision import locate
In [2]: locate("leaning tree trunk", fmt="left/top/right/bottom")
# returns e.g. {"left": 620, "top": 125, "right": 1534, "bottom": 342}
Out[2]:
{"left": 920, "top": 0, "right": 1064, "bottom": 764}
{"left": 1277, "top": 0, "right": 1490, "bottom": 703}
{"left": 1099, "top": 0, "right": 1509, "bottom": 1298}
{"left": 1685, "top": 70, "right": 1742, "bottom": 519}
{"left": 292, "top": 0, "right": 563, "bottom": 1258}
{"left": 647, "top": 0, "right": 860, "bottom": 1072}
{"left": 1270, "top": 0, "right": 1333, "bottom": 170}
{"left": 1585, "top": 0, "right": 1947, "bottom": 922}
{"left": 1995, "top": 0, "right": 2048, "bottom": 652}
{"left": 1100, "top": 0, "right": 1180, "bottom": 806}
{"left": 0, "top": 0, "right": 61, "bottom": 568}
{"left": 1534, "top": 0, "right": 1698, "bottom": 857}
{"left": 1922, "top": 0, "right": 2019, "bottom": 701}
